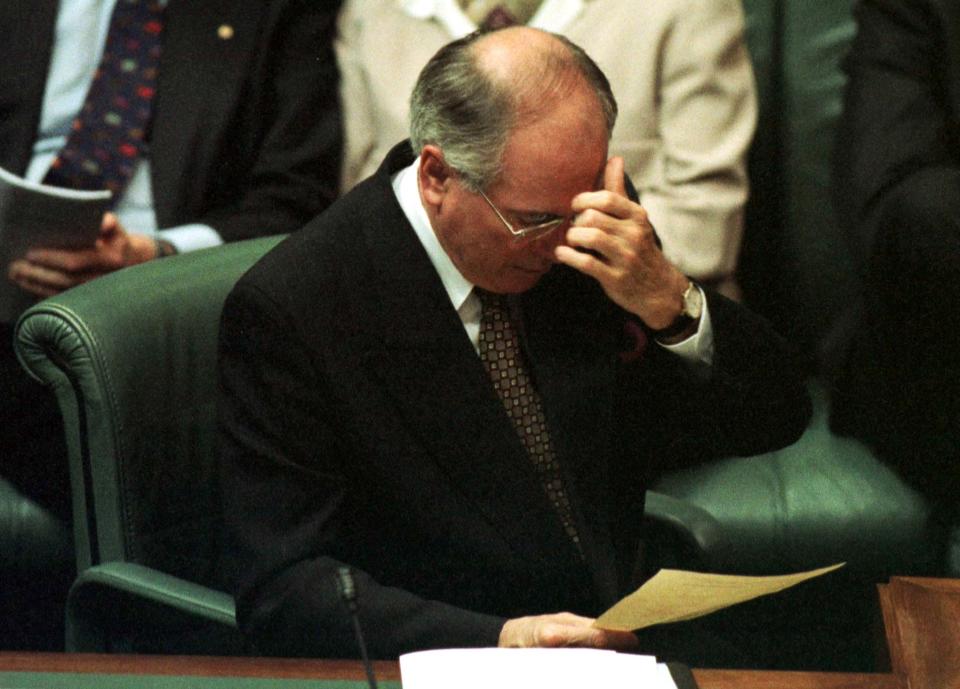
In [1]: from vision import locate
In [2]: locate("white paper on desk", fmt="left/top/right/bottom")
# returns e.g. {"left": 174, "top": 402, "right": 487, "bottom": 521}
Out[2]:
{"left": 595, "top": 562, "right": 845, "bottom": 631}
{"left": 399, "top": 647, "right": 678, "bottom": 689}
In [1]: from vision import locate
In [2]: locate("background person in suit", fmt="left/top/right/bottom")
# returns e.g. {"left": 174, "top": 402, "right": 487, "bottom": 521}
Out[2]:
{"left": 2, "top": 0, "right": 342, "bottom": 297}
{"left": 0, "top": 0, "right": 341, "bottom": 648}
{"left": 335, "top": 0, "right": 757, "bottom": 299}
{"left": 831, "top": 0, "right": 960, "bottom": 515}
{"left": 218, "top": 27, "right": 810, "bottom": 660}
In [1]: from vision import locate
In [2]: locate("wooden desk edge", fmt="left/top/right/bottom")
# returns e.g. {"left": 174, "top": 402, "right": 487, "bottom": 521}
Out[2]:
{"left": 0, "top": 653, "right": 402, "bottom": 681}
{"left": 0, "top": 653, "right": 904, "bottom": 689}
{"left": 692, "top": 668, "right": 905, "bottom": 689}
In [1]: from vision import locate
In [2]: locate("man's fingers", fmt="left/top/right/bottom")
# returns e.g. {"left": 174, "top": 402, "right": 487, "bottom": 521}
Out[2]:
{"left": 571, "top": 189, "right": 636, "bottom": 219}
{"left": 8, "top": 259, "right": 84, "bottom": 296}
{"left": 24, "top": 246, "right": 102, "bottom": 273}
{"left": 603, "top": 155, "right": 627, "bottom": 196}
{"left": 539, "top": 623, "right": 608, "bottom": 648}
{"left": 7, "top": 273, "right": 59, "bottom": 298}
{"left": 500, "top": 612, "right": 638, "bottom": 650}
{"left": 100, "top": 211, "right": 120, "bottom": 234}
{"left": 547, "top": 613, "right": 639, "bottom": 650}
{"left": 596, "top": 628, "right": 641, "bottom": 652}
{"left": 554, "top": 245, "right": 610, "bottom": 282}
{"left": 564, "top": 224, "right": 622, "bottom": 260}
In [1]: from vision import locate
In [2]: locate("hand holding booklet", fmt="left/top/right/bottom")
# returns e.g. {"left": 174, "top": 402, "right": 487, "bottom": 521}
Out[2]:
{"left": 0, "top": 164, "right": 111, "bottom": 320}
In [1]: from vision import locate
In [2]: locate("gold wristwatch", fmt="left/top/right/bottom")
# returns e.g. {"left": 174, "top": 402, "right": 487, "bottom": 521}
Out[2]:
{"left": 653, "top": 281, "right": 703, "bottom": 340}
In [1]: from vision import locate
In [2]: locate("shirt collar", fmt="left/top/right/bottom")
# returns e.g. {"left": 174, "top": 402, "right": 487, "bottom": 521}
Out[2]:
{"left": 395, "top": 0, "right": 585, "bottom": 36}
{"left": 391, "top": 158, "right": 475, "bottom": 313}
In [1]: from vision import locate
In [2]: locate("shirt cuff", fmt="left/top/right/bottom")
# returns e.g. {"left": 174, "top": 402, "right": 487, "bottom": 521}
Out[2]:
{"left": 157, "top": 224, "right": 223, "bottom": 253}
{"left": 656, "top": 287, "right": 714, "bottom": 366}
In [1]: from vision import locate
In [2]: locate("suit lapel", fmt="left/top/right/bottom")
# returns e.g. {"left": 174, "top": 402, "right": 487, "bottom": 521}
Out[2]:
{"left": 0, "top": 0, "right": 57, "bottom": 173}
{"left": 354, "top": 148, "right": 588, "bottom": 572}
{"left": 941, "top": 0, "right": 960, "bottom": 118}
{"left": 151, "top": 0, "right": 259, "bottom": 224}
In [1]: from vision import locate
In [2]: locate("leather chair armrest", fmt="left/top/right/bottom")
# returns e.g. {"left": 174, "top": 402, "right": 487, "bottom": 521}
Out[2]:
{"left": 644, "top": 490, "right": 725, "bottom": 570}
{"left": 66, "top": 561, "right": 236, "bottom": 652}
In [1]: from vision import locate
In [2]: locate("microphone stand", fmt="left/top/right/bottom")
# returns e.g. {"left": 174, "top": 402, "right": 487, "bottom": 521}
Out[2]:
{"left": 337, "top": 567, "right": 379, "bottom": 689}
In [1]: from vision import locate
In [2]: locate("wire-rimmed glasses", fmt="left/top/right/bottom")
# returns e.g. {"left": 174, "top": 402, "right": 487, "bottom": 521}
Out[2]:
{"left": 477, "top": 189, "right": 569, "bottom": 242}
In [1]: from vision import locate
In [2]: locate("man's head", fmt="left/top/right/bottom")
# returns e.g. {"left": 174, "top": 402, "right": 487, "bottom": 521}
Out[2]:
{"left": 410, "top": 27, "right": 617, "bottom": 192}
{"left": 411, "top": 27, "right": 618, "bottom": 293}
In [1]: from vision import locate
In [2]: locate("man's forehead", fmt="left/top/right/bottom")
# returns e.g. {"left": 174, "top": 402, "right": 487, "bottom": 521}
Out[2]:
{"left": 495, "top": 120, "right": 608, "bottom": 203}
{"left": 504, "top": 150, "right": 606, "bottom": 192}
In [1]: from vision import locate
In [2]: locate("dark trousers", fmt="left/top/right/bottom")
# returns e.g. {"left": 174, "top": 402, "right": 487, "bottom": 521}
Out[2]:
{"left": 832, "top": 169, "right": 960, "bottom": 504}
{"left": 0, "top": 321, "right": 73, "bottom": 650}
{"left": 1, "top": 322, "right": 70, "bottom": 518}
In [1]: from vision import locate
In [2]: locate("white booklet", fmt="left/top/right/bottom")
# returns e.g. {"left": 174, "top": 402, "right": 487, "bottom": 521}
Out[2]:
{"left": 399, "top": 648, "right": 678, "bottom": 689}
{"left": 0, "top": 164, "right": 111, "bottom": 320}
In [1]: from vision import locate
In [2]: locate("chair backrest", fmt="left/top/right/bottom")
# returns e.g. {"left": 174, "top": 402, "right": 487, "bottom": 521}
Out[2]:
{"left": 14, "top": 236, "right": 284, "bottom": 583}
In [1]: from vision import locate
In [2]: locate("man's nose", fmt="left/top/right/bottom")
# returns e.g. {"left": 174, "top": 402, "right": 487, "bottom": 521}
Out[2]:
{"left": 532, "top": 225, "right": 569, "bottom": 260}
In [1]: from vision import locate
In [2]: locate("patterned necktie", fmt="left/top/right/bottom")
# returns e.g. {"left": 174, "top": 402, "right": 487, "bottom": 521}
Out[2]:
{"left": 43, "top": 0, "right": 164, "bottom": 200}
{"left": 476, "top": 289, "right": 582, "bottom": 552}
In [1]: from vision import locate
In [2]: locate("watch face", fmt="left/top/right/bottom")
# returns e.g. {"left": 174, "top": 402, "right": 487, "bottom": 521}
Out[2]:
{"left": 683, "top": 284, "right": 703, "bottom": 319}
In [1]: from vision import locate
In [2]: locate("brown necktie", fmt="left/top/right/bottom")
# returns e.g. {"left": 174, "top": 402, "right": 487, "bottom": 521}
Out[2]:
{"left": 476, "top": 289, "right": 582, "bottom": 552}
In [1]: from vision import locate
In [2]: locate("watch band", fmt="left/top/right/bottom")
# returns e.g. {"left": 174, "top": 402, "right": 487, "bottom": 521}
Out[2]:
{"left": 154, "top": 238, "right": 178, "bottom": 258}
{"left": 652, "top": 281, "right": 701, "bottom": 340}
{"left": 652, "top": 313, "right": 696, "bottom": 340}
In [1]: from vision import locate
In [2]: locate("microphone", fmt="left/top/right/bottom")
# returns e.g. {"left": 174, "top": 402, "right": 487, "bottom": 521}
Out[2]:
{"left": 336, "top": 566, "right": 378, "bottom": 689}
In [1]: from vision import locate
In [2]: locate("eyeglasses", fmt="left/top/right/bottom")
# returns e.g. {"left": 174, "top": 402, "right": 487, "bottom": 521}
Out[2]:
{"left": 477, "top": 189, "right": 569, "bottom": 242}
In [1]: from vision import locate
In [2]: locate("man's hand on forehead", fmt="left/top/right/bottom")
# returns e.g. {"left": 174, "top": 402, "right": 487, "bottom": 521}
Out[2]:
{"left": 555, "top": 157, "right": 691, "bottom": 330}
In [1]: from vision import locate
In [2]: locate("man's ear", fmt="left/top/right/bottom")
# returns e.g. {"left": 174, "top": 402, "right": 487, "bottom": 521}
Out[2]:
{"left": 418, "top": 145, "right": 451, "bottom": 208}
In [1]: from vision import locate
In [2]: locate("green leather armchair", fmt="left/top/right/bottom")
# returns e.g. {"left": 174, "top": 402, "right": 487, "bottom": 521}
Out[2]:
{"left": 14, "top": 235, "right": 285, "bottom": 653}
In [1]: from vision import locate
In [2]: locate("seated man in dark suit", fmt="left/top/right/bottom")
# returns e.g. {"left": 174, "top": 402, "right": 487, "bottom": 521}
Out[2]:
{"left": 831, "top": 0, "right": 960, "bottom": 512}
{"left": 217, "top": 26, "right": 811, "bottom": 658}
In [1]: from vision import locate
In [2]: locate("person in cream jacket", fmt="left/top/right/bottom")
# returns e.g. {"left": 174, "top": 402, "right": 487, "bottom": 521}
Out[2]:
{"left": 335, "top": 0, "right": 757, "bottom": 297}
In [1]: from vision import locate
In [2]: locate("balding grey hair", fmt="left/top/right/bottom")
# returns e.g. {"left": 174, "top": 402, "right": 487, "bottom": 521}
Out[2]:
{"left": 409, "top": 29, "right": 618, "bottom": 192}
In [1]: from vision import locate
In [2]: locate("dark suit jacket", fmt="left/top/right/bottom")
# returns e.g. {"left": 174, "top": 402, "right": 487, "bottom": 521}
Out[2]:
{"left": 217, "top": 143, "right": 812, "bottom": 659}
{"left": 831, "top": 0, "right": 960, "bottom": 496}
{"left": 0, "top": 0, "right": 341, "bottom": 242}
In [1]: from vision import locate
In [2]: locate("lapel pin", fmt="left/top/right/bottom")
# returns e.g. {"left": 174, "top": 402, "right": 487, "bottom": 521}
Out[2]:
{"left": 217, "top": 24, "right": 234, "bottom": 40}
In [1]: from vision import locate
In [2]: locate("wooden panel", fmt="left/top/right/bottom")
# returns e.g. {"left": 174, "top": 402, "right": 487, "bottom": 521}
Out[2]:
{"left": 693, "top": 669, "right": 902, "bottom": 689}
{"left": 880, "top": 577, "right": 960, "bottom": 689}
{"left": 0, "top": 654, "right": 402, "bottom": 681}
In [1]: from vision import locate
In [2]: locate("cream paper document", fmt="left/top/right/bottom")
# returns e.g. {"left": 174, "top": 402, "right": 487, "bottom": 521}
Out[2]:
{"left": 595, "top": 562, "right": 845, "bottom": 631}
